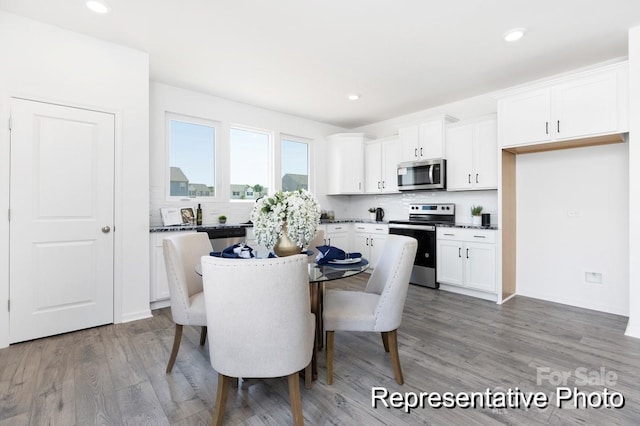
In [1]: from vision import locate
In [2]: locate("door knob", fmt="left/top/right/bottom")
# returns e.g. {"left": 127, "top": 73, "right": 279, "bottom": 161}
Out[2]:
{"left": 102, "top": 226, "right": 111, "bottom": 233}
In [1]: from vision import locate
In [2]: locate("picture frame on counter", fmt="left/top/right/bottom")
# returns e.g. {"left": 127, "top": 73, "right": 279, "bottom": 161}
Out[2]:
{"left": 180, "top": 207, "right": 195, "bottom": 225}
{"left": 160, "top": 207, "right": 183, "bottom": 226}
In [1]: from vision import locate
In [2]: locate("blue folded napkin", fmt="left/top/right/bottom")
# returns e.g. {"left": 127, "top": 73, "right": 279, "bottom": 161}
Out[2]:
{"left": 315, "top": 245, "right": 362, "bottom": 265}
{"left": 210, "top": 243, "right": 256, "bottom": 259}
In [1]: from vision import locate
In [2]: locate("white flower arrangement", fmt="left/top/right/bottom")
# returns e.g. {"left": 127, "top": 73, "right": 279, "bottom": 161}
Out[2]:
{"left": 251, "top": 189, "right": 321, "bottom": 251}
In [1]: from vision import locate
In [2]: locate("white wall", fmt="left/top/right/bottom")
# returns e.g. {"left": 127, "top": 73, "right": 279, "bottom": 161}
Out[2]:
{"left": 0, "top": 11, "right": 150, "bottom": 347}
{"left": 149, "top": 83, "right": 345, "bottom": 226}
{"left": 515, "top": 144, "right": 629, "bottom": 315}
{"left": 625, "top": 27, "right": 640, "bottom": 336}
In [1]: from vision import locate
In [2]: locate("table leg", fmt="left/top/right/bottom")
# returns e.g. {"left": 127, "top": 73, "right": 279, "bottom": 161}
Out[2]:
{"left": 309, "top": 282, "right": 320, "bottom": 380}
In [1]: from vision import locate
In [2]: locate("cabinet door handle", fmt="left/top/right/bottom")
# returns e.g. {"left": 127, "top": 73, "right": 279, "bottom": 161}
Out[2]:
{"left": 370, "top": 238, "right": 374, "bottom": 247}
{"left": 466, "top": 248, "right": 469, "bottom": 259}
{"left": 473, "top": 235, "right": 486, "bottom": 238}
{"left": 414, "top": 148, "right": 418, "bottom": 158}
{"left": 468, "top": 174, "right": 471, "bottom": 184}
{"left": 378, "top": 181, "right": 381, "bottom": 189}
{"left": 443, "top": 233, "right": 455, "bottom": 236}
{"left": 420, "top": 147, "right": 423, "bottom": 157}
{"left": 382, "top": 180, "right": 385, "bottom": 189}
{"left": 458, "top": 247, "right": 461, "bottom": 258}
{"left": 557, "top": 120, "right": 560, "bottom": 133}
{"left": 328, "top": 238, "right": 331, "bottom": 246}
{"left": 476, "top": 173, "right": 479, "bottom": 183}
{"left": 545, "top": 121, "right": 549, "bottom": 134}
{"left": 366, "top": 237, "right": 369, "bottom": 246}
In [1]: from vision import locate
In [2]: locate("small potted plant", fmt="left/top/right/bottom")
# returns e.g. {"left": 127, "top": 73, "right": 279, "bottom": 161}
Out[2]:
{"left": 218, "top": 215, "right": 227, "bottom": 224}
{"left": 368, "top": 207, "right": 376, "bottom": 221}
{"left": 471, "top": 205, "right": 483, "bottom": 226}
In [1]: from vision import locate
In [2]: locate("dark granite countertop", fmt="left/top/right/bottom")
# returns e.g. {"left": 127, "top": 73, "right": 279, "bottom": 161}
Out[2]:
{"left": 150, "top": 220, "right": 498, "bottom": 232}
{"left": 437, "top": 223, "right": 498, "bottom": 230}
{"left": 150, "top": 223, "right": 252, "bottom": 233}
{"left": 320, "top": 219, "right": 389, "bottom": 225}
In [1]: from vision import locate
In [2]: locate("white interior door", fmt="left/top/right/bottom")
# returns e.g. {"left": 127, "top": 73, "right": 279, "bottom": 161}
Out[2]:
{"left": 9, "top": 98, "right": 115, "bottom": 343}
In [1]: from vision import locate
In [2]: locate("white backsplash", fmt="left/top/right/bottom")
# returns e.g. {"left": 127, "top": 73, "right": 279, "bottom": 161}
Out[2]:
{"left": 325, "top": 190, "right": 499, "bottom": 225}
{"left": 150, "top": 184, "right": 498, "bottom": 227}
{"left": 149, "top": 184, "right": 255, "bottom": 227}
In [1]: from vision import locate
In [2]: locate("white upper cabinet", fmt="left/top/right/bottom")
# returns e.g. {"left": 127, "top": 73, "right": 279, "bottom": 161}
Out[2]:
{"left": 399, "top": 115, "right": 457, "bottom": 162}
{"left": 499, "top": 62, "right": 629, "bottom": 149}
{"left": 500, "top": 88, "right": 551, "bottom": 147}
{"left": 326, "top": 133, "right": 370, "bottom": 194}
{"left": 364, "top": 135, "right": 400, "bottom": 193}
{"left": 446, "top": 116, "right": 497, "bottom": 191}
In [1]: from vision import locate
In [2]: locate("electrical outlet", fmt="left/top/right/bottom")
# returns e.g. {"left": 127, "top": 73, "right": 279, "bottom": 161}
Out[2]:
{"left": 585, "top": 272, "right": 603, "bottom": 284}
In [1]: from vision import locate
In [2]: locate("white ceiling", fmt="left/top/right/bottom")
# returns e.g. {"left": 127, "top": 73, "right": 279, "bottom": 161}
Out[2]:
{"left": 1, "top": 0, "right": 640, "bottom": 128}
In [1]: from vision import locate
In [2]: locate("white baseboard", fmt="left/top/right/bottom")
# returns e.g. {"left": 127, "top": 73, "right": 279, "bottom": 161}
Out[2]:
{"left": 120, "top": 309, "right": 152, "bottom": 323}
{"left": 151, "top": 299, "right": 171, "bottom": 310}
{"left": 438, "top": 284, "right": 498, "bottom": 302}
{"left": 625, "top": 319, "right": 640, "bottom": 338}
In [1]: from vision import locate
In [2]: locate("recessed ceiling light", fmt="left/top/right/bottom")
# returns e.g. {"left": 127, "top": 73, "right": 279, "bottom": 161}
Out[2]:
{"left": 347, "top": 94, "right": 360, "bottom": 101}
{"left": 503, "top": 28, "right": 526, "bottom": 42}
{"left": 86, "top": 0, "right": 111, "bottom": 14}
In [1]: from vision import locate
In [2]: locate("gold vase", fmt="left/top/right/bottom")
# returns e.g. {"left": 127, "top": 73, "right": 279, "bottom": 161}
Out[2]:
{"left": 274, "top": 223, "right": 300, "bottom": 257}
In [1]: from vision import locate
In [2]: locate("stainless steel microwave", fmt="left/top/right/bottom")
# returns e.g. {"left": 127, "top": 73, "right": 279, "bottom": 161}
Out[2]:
{"left": 397, "top": 159, "right": 446, "bottom": 191}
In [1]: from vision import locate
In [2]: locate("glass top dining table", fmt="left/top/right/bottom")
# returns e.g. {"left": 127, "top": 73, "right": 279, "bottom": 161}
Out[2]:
{"left": 195, "top": 256, "right": 369, "bottom": 384}
{"left": 194, "top": 257, "right": 370, "bottom": 281}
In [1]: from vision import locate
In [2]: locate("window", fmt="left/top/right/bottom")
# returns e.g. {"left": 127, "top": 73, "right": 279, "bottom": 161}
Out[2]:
{"left": 229, "top": 127, "right": 271, "bottom": 200}
{"left": 167, "top": 113, "right": 217, "bottom": 199}
{"left": 281, "top": 136, "right": 310, "bottom": 191}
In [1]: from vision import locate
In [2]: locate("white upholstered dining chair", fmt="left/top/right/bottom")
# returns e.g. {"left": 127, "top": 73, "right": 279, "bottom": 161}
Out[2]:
{"left": 201, "top": 254, "right": 315, "bottom": 426}
{"left": 162, "top": 232, "right": 212, "bottom": 373}
{"left": 323, "top": 234, "right": 417, "bottom": 385}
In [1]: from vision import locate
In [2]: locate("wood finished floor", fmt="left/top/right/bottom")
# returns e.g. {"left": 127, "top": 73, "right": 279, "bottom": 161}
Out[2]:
{"left": 2, "top": 274, "right": 640, "bottom": 425}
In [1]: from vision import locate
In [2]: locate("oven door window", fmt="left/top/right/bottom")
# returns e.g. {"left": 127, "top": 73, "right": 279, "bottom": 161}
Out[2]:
{"left": 388, "top": 228, "right": 435, "bottom": 269}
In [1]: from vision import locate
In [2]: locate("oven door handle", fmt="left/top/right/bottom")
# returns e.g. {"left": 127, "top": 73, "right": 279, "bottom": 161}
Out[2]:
{"left": 428, "top": 164, "right": 434, "bottom": 184}
{"left": 389, "top": 224, "right": 435, "bottom": 231}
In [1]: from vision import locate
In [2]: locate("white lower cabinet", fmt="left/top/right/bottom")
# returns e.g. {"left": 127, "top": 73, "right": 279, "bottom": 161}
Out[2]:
{"left": 323, "top": 223, "right": 350, "bottom": 250}
{"left": 150, "top": 230, "right": 196, "bottom": 306}
{"left": 436, "top": 228, "right": 496, "bottom": 295}
{"left": 352, "top": 223, "right": 388, "bottom": 269}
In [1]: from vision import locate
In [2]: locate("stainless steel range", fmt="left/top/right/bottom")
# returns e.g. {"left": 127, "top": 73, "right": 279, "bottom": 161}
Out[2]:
{"left": 388, "top": 203, "right": 455, "bottom": 288}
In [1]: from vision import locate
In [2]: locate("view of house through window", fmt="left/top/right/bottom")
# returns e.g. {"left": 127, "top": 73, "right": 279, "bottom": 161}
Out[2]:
{"left": 168, "top": 114, "right": 216, "bottom": 198}
{"left": 281, "top": 137, "right": 309, "bottom": 191}
{"left": 229, "top": 127, "right": 271, "bottom": 200}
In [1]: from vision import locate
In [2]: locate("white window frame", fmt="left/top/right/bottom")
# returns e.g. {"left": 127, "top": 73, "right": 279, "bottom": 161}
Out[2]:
{"left": 165, "top": 112, "right": 220, "bottom": 202}
{"left": 229, "top": 124, "right": 274, "bottom": 202}
{"left": 280, "top": 134, "right": 312, "bottom": 193}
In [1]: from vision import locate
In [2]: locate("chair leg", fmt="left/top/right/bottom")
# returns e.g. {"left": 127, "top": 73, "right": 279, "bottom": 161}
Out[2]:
{"left": 388, "top": 329, "right": 404, "bottom": 385}
{"left": 166, "top": 324, "right": 183, "bottom": 373}
{"left": 200, "top": 326, "right": 207, "bottom": 346}
{"left": 326, "top": 330, "right": 334, "bottom": 385}
{"left": 304, "top": 361, "right": 312, "bottom": 389}
{"left": 212, "top": 373, "right": 231, "bottom": 426}
{"left": 288, "top": 372, "right": 305, "bottom": 426}
{"left": 381, "top": 332, "right": 390, "bottom": 352}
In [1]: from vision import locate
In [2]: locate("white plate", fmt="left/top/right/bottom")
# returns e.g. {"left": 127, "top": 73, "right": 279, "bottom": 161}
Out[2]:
{"left": 328, "top": 257, "right": 361, "bottom": 265}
